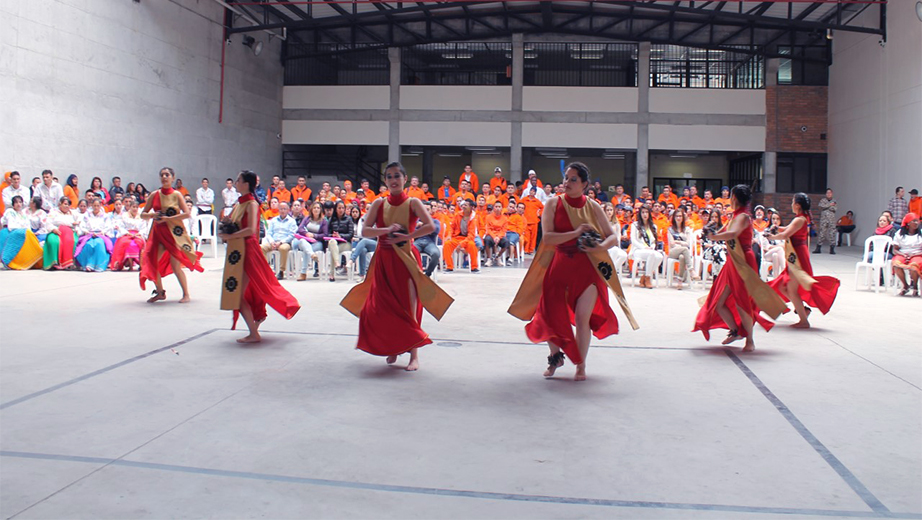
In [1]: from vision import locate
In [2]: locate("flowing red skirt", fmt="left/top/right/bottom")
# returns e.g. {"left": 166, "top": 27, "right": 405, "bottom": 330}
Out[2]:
{"left": 694, "top": 249, "right": 774, "bottom": 340}
{"left": 768, "top": 244, "right": 840, "bottom": 315}
{"left": 357, "top": 245, "right": 431, "bottom": 356}
{"left": 232, "top": 235, "right": 300, "bottom": 329}
{"left": 525, "top": 249, "right": 618, "bottom": 365}
{"left": 139, "top": 222, "right": 203, "bottom": 289}
{"left": 109, "top": 235, "right": 145, "bottom": 270}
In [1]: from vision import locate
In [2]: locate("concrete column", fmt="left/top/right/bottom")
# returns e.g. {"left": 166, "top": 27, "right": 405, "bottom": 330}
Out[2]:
{"left": 765, "top": 57, "right": 779, "bottom": 87}
{"left": 762, "top": 151, "right": 777, "bottom": 193}
{"left": 510, "top": 34, "right": 524, "bottom": 181}
{"left": 635, "top": 42, "right": 651, "bottom": 194}
{"left": 388, "top": 47, "right": 401, "bottom": 165}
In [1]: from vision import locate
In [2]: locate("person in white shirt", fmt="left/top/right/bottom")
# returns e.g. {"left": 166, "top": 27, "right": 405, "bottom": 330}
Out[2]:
{"left": 110, "top": 199, "right": 148, "bottom": 271}
{"left": 0, "top": 195, "right": 39, "bottom": 269}
{"left": 522, "top": 170, "right": 548, "bottom": 202}
{"left": 36, "top": 170, "right": 65, "bottom": 212}
{"left": 75, "top": 199, "right": 112, "bottom": 272}
{"left": 196, "top": 178, "right": 215, "bottom": 215}
{"left": 2, "top": 172, "right": 29, "bottom": 209}
{"left": 262, "top": 202, "right": 297, "bottom": 279}
{"left": 222, "top": 178, "right": 239, "bottom": 217}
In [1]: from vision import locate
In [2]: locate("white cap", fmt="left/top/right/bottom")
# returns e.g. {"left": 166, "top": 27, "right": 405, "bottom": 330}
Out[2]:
{"left": 494, "top": 167, "right": 502, "bottom": 172}
{"left": 528, "top": 169, "right": 536, "bottom": 176}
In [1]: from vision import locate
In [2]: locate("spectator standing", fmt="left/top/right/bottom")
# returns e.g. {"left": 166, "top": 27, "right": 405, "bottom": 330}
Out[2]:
{"left": 458, "top": 164, "right": 479, "bottom": 194}
{"left": 814, "top": 188, "right": 837, "bottom": 254}
{"left": 888, "top": 186, "right": 908, "bottom": 224}
{"left": 222, "top": 178, "right": 239, "bottom": 217}
{"left": 909, "top": 189, "right": 921, "bottom": 216}
{"left": 261, "top": 202, "right": 297, "bottom": 280}
{"left": 196, "top": 178, "right": 215, "bottom": 215}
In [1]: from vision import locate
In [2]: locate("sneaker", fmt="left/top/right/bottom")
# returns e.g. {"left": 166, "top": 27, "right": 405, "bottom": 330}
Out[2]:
{"left": 445, "top": 268, "right": 454, "bottom": 273}
{"left": 471, "top": 268, "right": 481, "bottom": 273}
{"left": 506, "top": 259, "right": 513, "bottom": 266}
{"left": 277, "top": 271, "right": 284, "bottom": 280}
{"left": 485, "top": 258, "right": 492, "bottom": 267}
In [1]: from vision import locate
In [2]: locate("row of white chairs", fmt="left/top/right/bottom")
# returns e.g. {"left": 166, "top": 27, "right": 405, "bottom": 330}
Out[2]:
{"left": 853, "top": 235, "right": 914, "bottom": 295}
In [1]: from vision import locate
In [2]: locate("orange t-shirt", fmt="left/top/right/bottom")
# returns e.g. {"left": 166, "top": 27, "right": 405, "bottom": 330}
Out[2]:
{"left": 406, "top": 186, "right": 426, "bottom": 199}
{"left": 653, "top": 213, "right": 669, "bottom": 232}
{"left": 489, "top": 177, "right": 508, "bottom": 194}
{"left": 474, "top": 209, "right": 488, "bottom": 237}
{"left": 291, "top": 186, "right": 311, "bottom": 202}
{"left": 486, "top": 213, "right": 508, "bottom": 239}
{"left": 688, "top": 213, "right": 704, "bottom": 230}
{"left": 273, "top": 188, "right": 292, "bottom": 204}
{"left": 457, "top": 192, "right": 476, "bottom": 203}
{"left": 658, "top": 193, "right": 679, "bottom": 207}
{"left": 691, "top": 196, "right": 705, "bottom": 208}
{"left": 613, "top": 194, "right": 631, "bottom": 206}
{"left": 714, "top": 197, "right": 731, "bottom": 206}
{"left": 507, "top": 214, "right": 526, "bottom": 235}
{"left": 63, "top": 185, "right": 80, "bottom": 208}
{"left": 437, "top": 186, "right": 456, "bottom": 201}
{"left": 908, "top": 197, "right": 921, "bottom": 216}
{"left": 177, "top": 187, "right": 190, "bottom": 197}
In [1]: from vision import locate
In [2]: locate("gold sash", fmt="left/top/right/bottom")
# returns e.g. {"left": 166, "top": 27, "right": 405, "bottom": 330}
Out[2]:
{"left": 220, "top": 202, "right": 249, "bottom": 311}
{"left": 718, "top": 217, "right": 787, "bottom": 319}
{"left": 159, "top": 190, "right": 198, "bottom": 265}
{"left": 508, "top": 197, "right": 639, "bottom": 330}
{"left": 340, "top": 199, "right": 454, "bottom": 320}
{"left": 783, "top": 240, "right": 817, "bottom": 291}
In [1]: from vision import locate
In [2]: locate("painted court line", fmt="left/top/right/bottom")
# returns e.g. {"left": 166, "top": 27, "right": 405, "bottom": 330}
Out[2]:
{"left": 1, "top": 451, "right": 918, "bottom": 519}
{"left": 725, "top": 349, "right": 890, "bottom": 514}
{"left": 0, "top": 329, "right": 219, "bottom": 411}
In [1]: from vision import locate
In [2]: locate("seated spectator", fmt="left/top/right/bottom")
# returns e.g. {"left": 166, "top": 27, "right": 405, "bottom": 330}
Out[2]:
{"left": 76, "top": 198, "right": 88, "bottom": 216}
{"left": 26, "top": 197, "right": 47, "bottom": 242}
{"left": 836, "top": 211, "right": 856, "bottom": 245}
{"left": 90, "top": 176, "right": 111, "bottom": 203}
{"left": 222, "top": 178, "right": 239, "bottom": 217}
{"left": 293, "top": 202, "right": 328, "bottom": 280}
{"left": 327, "top": 201, "right": 354, "bottom": 281}
{"left": 175, "top": 178, "right": 190, "bottom": 197}
{"left": 483, "top": 202, "right": 509, "bottom": 267}
{"left": 135, "top": 183, "right": 150, "bottom": 203}
{"left": 109, "top": 199, "right": 147, "bottom": 271}
{"left": 75, "top": 199, "right": 112, "bottom": 272}
{"left": 603, "top": 202, "right": 627, "bottom": 274}
{"left": 443, "top": 200, "right": 480, "bottom": 273}
{"left": 290, "top": 200, "right": 306, "bottom": 225}
{"left": 43, "top": 197, "right": 80, "bottom": 270}
{"left": 701, "top": 210, "right": 727, "bottom": 277}
{"left": 63, "top": 174, "right": 80, "bottom": 208}
{"left": 666, "top": 208, "right": 694, "bottom": 289}
{"left": 183, "top": 198, "right": 201, "bottom": 249}
{"left": 437, "top": 177, "right": 457, "bottom": 202}
{"left": 506, "top": 202, "right": 525, "bottom": 260}
{"left": 350, "top": 210, "right": 376, "bottom": 283}
{"left": 891, "top": 213, "right": 921, "bottom": 296}
{"left": 261, "top": 201, "right": 297, "bottom": 280}
{"left": 2, "top": 172, "right": 29, "bottom": 210}
{"left": 630, "top": 206, "right": 665, "bottom": 289}
{"left": 413, "top": 200, "right": 441, "bottom": 277}
{"left": 752, "top": 205, "right": 769, "bottom": 232}
{"left": 0, "top": 195, "right": 43, "bottom": 270}
{"left": 196, "top": 178, "right": 215, "bottom": 215}
{"left": 109, "top": 176, "right": 124, "bottom": 199}
{"left": 759, "top": 212, "right": 786, "bottom": 279}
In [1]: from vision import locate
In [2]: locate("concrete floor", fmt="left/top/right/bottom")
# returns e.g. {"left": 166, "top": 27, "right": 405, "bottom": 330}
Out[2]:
{"left": 0, "top": 246, "right": 919, "bottom": 520}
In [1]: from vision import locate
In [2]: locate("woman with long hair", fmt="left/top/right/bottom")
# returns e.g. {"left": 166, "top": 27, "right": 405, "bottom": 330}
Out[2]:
{"left": 43, "top": 197, "right": 80, "bottom": 270}
{"left": 0, "top": 195, "right": 43, "bottom": 270}
{"left": 702, "top": 209, "right": 727, "bottom": 276}
{"left": 109, "top": 198, "right": 147, "bottom": 271}
{"left": 603, "top": 202, "right": 628, "bottom": 275}
{"left": 766, "top": 193, "right": 841, "bottom": 327}
{"left": 759, "top": 212, "right": 786, "bottom": 279}
{"left": 693, "top": 185, "right": 786, "bottom": 352}
{"left": 666, "top": 208, "right": 694, "bottom": 289}
{"left": 75, "top": 198, "right": 112, "bottom": 272}
{"left": 327, "top": 200, "right": 355, "bottom": 281}
{"left": 293, "top": 201, "right": 329, "bottom": 280}
{"left": 63, "top": 174, "right": 80, "bottom": 208}
{"left": 139, "top": 167, "right": 203, "bottom": 303}
{"left": 218, "top": 171, "right": 300, "bottom": 342}
{"left": 889, "top": 213, "right": 921, "bottom": 296}
{"left": 90, "top": 176, "right": 110, "bottom": 204}
{"left": 136, "top": 184, "right": 149, "bottom": 203}
{"left": 630, "top": 205, "right": 665, "bottom": 289}
{"left": 509, "top": 162, "right": 637, "bottom": 381}
{"left": 341, "top": 162, "right": 454, "bottom": 372}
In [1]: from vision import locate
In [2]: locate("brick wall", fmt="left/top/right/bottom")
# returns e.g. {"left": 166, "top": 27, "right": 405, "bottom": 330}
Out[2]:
{"left": 753, "top": 192, "right": 826, "bottom": 222}
{"left": 765, "top": 86, "right": 828, "bottom": 153}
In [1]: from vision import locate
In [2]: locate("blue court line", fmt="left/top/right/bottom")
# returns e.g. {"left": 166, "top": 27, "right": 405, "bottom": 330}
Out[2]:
{"left": 725, "top": 349, "right": 890, "bottom": 514}
{"left": 0, "top": 329, "right": 219, "bottom": 411}
{"left": 1, "top": 451, "right": 919, "bottom": 519}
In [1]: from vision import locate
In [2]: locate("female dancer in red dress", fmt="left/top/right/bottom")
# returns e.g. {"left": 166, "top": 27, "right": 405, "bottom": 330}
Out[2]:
{"left": 218, "top": 171, "right": 300, "bottom": 343}
{"left": 766, "top": 193, "right": 840, "bottom": 328}
{"left": 693, "top": 185, "right": 786, "bottom": 352}
{"left": 509, "top": 163, "right": 637, "bottom": 381}
{"left": 340, "top": 162, "right": 453, "bottom": 371}
{"left": 139, "top": 167, "right": 203, "bottom": 303}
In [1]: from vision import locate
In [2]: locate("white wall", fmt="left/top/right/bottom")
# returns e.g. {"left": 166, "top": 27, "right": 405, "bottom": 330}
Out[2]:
{"left": 0, "top": 0, "right": 283, "bottom": 189}
{"left": 649, "top": 125, "right": 766, "bottom": 152}
{"left": 399, "top": 86, "right": 512, "bottom": 111}
{"left": 649, "top": 89, "right": 765, "bottom": 115}
{"left": 522, "top": 123, "right": 637, "bottom": 148}
{"left": 828, "top": 3, "right": 922, "bottom": 238}
{"left": 284, "top": 86, "right": 389, "bottom": 110}
{"left": 282, "top": 121, "right": 389, "bottom": 146}
{"left": 523, "top": 87, "right": 639, "bottom": 112}
{"left": 400, "top": 122, "right": 512, "bottom": 146}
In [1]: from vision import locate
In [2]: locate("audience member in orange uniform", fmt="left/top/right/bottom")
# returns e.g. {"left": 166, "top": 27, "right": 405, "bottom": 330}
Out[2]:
{"left": 486, "top": 185, "right": 507, "bottom": 208}
{"left": 174, "top": 178, "right": 190, "bottom": 198}
{"left": 405, "top": 176, "right": 426, "bottom": 199}
{"left": 458, "top": 164, "right": 479, "bottom": 194}
{"left": 290, "top": 176, "right": 311, "bottom": 203}
{"left": 908, "top": 189, "right": 921, "bottom": 216}
{"left": 752, "top": 205, "right": 769, "bottom": 233}
{"left": 714, "top": 186, "right": 731, "bottom": 207}
{"left": 521, "top": 186, "right": 543, "bottom": 253}
{"left": 702, "top": 189, "right": 715, "bottom": 207}
{"left": 483, "top": 202, "right": 510, "bottom": 266}
{"left": 419, "top": 182, "right": 434, "bottom": 201}
{"left": 457, "top": 180, "right": 476, "bottom": 202}
{"left": 507, "top": 202, "right": 526, "bottom": 257}
{"left": 489, "top": 167, "right": 508, "bottom": 193}
{"left": 612, "top": 184, "right": 631, "bottom": 205}
{"left": 341, "top": 180, "right": 357, "bottom": 203}
{"left": 272, "top": 180, "right": 292, "bottom": 205}
{"left": 690, "top": 186, "right": 705, "bottom": 209}
{"left": 436, "top": 176, "right": 456, "bottom": 201}
{"left": 443, "top": 200, "right": 480, "bottom": 272}
{"left": 658, "top": 185, "right": 679, "bottom": 207}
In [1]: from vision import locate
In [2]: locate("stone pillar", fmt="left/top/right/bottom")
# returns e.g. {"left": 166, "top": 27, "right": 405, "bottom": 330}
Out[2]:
{"left": 763, "top": 58, "right": 779, "bottom": 193}
{"left": 635, "top": 42, "right": 651, "bottom": 194}
{"left": 510, "top": 34, "right": 524, "bottom": 182}
{"left": 388, "top": 47, "right": 401, "bottom": 165}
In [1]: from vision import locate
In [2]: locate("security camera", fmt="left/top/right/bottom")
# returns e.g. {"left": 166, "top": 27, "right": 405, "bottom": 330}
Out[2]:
{"left": 226, "top": 38, "right": 232, "bottom": 46}
{"left": 879, "top": 38, "right": 886, "bottom": 48}
{"left": 800, "top": 125, "right": 808, "bottom": 133}
{"left": 276, "top": 133, "right": 281, "bottom": 139}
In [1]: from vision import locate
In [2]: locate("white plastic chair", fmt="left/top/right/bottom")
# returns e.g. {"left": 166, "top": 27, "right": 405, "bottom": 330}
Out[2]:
{"left": 196, "top": 215, "right": 218, "bottom": 258}
{"left": 629, "top": 249, "right": 662, "bottom": 287}
{"left": 854, "top": 236, "right": 892, "bottom": 293}
{"left": 838, "top": 230, "right": 852, "bottom": 247}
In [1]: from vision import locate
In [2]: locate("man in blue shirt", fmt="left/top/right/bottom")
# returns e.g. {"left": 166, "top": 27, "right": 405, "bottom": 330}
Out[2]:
{"left": 254, "top": 175, "right": 268, "bottom": 203}
{"left": 261, "top": 202, "right": 297, "bottom": 279}
{"left": 414, "top": 200, "right": 441, "bottom": 277}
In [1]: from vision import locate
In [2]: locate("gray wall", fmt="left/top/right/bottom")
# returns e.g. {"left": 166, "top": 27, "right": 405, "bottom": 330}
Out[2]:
{"left": 828, "top": 3, "right": 922, "bottom": 239}
{"left": 0, "top": 0, "right": 283, "bottom": 190}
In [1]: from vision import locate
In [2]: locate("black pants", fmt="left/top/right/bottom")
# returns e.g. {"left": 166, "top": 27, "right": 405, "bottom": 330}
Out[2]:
{"left": 836, "top": 225, "right": 855, "bottom": 245}
{"left": 484, "top": 235, "right": 509, "bottom": 251}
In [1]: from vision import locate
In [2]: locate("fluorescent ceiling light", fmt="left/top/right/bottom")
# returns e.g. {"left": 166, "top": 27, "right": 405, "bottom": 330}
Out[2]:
{"left": 669, "top": 154, "right": 698, "bottom": 159}
{"left": 438, "top": 153, "right": 462, "bottom": 157}
{"left": 466, "top": 147, "right": 497, "bottom": 151}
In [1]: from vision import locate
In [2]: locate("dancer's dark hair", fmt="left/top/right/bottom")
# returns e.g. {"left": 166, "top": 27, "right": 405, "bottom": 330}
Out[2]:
{"left": 566, "top": 162, "right": 590, "bottom": 185}
{"left": 238, "top": 170, "right": 257, "bottom": 194}
{"left": 793, "top": 192, "right": 811, "bottom": 213}
{"left": 730, "top": 184, "right": 751, "bottom": 208}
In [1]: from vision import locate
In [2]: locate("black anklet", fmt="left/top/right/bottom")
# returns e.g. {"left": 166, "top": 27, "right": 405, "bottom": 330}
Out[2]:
{"left": 546, "top": 352, "right": 565, "bottom": 369}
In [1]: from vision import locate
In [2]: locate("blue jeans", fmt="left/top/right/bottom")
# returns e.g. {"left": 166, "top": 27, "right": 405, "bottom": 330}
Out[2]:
{"left": 294, "top": 238, "right": 324, "bottom": 274}
{"left": 474, "top": 236, "right": 483, "bottom": 249}
{"left": 351, "top": 238, "right": 377, "bottom": 276}
{"left": 414, "top": 237, "right": 440, "bottom": 276}
{"left": 505, "top": 231, "right": 519, "bottom": 246}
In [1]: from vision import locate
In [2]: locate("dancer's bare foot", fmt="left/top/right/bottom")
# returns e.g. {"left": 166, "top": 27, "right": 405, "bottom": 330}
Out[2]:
{"left": 791, "top": 320, "right": 810, "bottom": 329}
{"left": 721, "top": 330, "right": 742, "bottom": 345}
{"left": 147, "top": 290, "right": 166, "bottom": 303}
{"left": 742, "top": 340, "right": 755, "bottom": 352}
{"left": 544, "top": 352, "right": 564, "bottom": 378}
{"left": 236, "top": 333, "right": 261, "bottom": 344}
{"left": 178, "top": 295, "right": 191, "bottom": 303}
{"left": 386, "top": 355, "right": 398, "bottom": 365}
{"left": 543, "top": 366, "right": 558, "bottom": 377}
{"left": 406, "top": 358, "right": 419, "bottom": 371}
{"left": 574, "top": 365, "right": 587, "bottom": 381}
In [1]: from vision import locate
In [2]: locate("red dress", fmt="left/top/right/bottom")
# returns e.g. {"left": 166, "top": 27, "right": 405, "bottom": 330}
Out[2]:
{"left": 357, "top": 193, "right": 431, "bottom": 356}
{"left": 139, "top": 188, "right": 204, "bottom": 289}
{"left": 768, "top": 216, "right": 840, "bottom": 314}
{"left": 525, "top": 195, "right": 618, "bottom": 365}
{"left": 694, "top": 209, "right": 774, "bottom": 340}
{"left": 232, "top": 194, "right": 300, "bottom": 328}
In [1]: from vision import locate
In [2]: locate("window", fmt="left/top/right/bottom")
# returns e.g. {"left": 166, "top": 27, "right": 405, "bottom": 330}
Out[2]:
{"left": 729, "top": 154, "right": 764, "bottom": 192}
{"left": 650, "top": 45, "right": 764, "bottom": 89}
{"left": 776, "top": 153, "right": 827, "bottom": 193}
{"left": 524, "top": 43, "right": 637, "bottom": 87}
{"left": 401, "top": 42, "right": 511, "bottom": 85}
{"left": 284, "top": 44, "right": 390, "bottom": 86}
{"left": 777, "top": 45, "right": 829, "bottom": 86}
